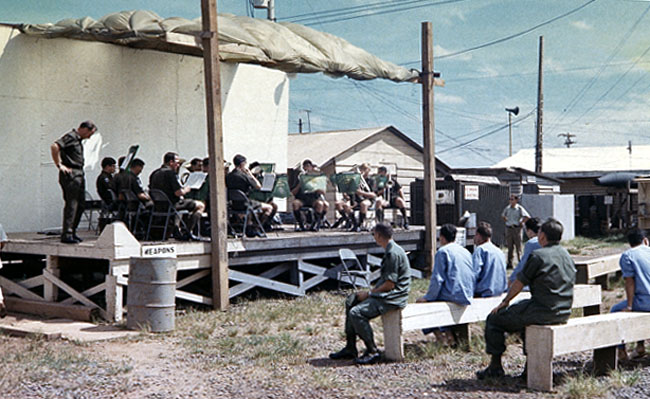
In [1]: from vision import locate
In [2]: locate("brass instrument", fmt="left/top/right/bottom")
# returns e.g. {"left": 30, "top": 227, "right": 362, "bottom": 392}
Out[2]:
{"left": 351, "top": 164, "right": 371, "bottom": 193}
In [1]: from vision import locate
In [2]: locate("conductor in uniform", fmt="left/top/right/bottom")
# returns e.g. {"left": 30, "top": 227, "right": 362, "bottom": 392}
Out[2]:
{"left": 50, "top": 121, "right": 97, "bottom": 244}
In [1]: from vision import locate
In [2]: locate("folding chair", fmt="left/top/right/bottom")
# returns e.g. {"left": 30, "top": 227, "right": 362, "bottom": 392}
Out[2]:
{"left": 227, "top": 189, "right": 266, "bottom": 239}
{"left": 121, "top": 190, "right": 149, "bottom": 239}
{"left": 97, "top": 188, "right": 120, "bottom": 234}
{"left": 338, "top": 248, "right": 371, "bottom": 290}
{"left": 147, "top": 189, "right": 189, "bottom": 241}
{"left": 83, "top": 191, "right": 102, "bottom": 231}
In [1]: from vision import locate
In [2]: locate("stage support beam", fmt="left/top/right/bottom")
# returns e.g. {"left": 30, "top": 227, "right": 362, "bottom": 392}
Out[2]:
{"left": 421, "top": 22, "right": 437, "bottom": 273}
{"left": 201, "top": 0, "right": 229, "bottom": 310}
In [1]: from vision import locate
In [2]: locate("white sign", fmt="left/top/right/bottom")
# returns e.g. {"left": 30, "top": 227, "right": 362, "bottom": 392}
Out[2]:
{"left": 141, "top": 244, "right": 177, "bottom": 258}
{"left": 464, "top": 185, "right": 479, "bottom": 200}
{"left": 604, "top": 195, "right": 614, "bottom": 205}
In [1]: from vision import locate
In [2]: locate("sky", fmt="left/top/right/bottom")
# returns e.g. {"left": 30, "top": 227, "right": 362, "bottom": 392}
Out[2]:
{"left": 2, "top": 0, "right": 649, "bottom": 168}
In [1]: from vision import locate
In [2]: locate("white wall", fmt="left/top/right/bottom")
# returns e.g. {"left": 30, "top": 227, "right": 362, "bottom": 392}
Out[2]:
{"left": 0, "top": 26, "right": 288, "bottom": 232}
{"left": 521, "top": 194, "right": 575, "bottom": 241}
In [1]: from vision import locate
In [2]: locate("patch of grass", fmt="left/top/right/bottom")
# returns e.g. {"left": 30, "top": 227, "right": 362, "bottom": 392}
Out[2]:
{"left": 310, "top": 369, "right": 344, "bottom": 389}
{"left": 563, "top": 235, "right": 627, "bottom": 255}
{"left": 607, "top": 367, "right": 641, "bottom": 388}
{"left": 561, "top": 372, "right": 608, "bottom": 399}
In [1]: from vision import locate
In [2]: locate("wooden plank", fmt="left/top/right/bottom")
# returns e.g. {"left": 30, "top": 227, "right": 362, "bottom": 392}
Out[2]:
{"left": 176, "top": 270, "right": 210, "bottom": 289}
{"left": 60, "top": 282, "right": 107, "bottom": 305}
{"left": 4, "top": 297, "right": 97, "bottom": 322}
{"left": 528, "top": 312, "right": 650, "bottom": 357}
{"left": 229, "top": 263, "right": 291, "bottom": 298}
{"left": 229, "top": 270, "right": 303, "bottom": 297}
{"left": 301, "top": 274, "right": 329, "bottom": 291}
{"left": 176, "top": 290, "right": 213, "bottom": 305}
{"left": 574, "top": 254, "right": 619, "bottom": 285}
{"left": 105, "top": 274, "right": 121, "bottom": 322}
{"left": 42, "top": 269, "right": 105, "bottom": 317}
{"left": 526, "top": 321, "right": 555, "bottom": 391}
{"left": 201, "top": 0, "right": 230, "bottom": 311}
{"left": 382, "top": 309, "right": 404, "bottom": 361}
{"left": 0, "top": 325, "right": 61, "bottom": 340}
{"left": 18, "top": 275, "right": 44, "bottom": 290}
{"left": 0, "top": 275, "right": 43, "bottom": 301}
{"left": 44, "top": 255, "right": 59, "bottom": 301}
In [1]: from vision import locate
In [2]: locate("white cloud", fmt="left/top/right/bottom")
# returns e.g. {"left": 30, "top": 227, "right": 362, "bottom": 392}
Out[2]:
{"left": 436, "top": 92, "right": 466, "bottom": 105}
{"left": 434, "top": 45, "right": 472, "bottom": 61}
{"left": 571, "top": 20, "right": 592, "bottom": 30}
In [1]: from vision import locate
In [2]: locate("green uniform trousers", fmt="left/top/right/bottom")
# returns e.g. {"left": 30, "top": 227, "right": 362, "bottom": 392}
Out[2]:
{"left": 485, "top": 299, "right": 569, "bottom": 356}
{"left": 344, "top": 293, "right": 399, "bottom": 351}
{"left": 59, "top": 170, "right": 86, "bottom": 235}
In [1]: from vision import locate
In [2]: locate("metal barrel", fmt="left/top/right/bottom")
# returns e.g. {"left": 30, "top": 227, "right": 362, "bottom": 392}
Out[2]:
{"left": 127, "top": 257, "right": 177, "bottom": 332}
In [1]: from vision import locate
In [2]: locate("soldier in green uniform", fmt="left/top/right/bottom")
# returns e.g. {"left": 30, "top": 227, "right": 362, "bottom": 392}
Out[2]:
{"left": 477, "top": 218, "right": 575, "bottom": 379}
{"left": 329, "top": 223, "right": 411, "bottom": 365}
{"left": 50, "top": 121, "right": 97, "bottom": 244}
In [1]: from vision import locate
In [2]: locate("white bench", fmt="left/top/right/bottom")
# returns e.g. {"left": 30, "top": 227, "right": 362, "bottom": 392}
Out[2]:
{"left": 382, "top": 284, "right": 602, "bottom": 361}
{"left": 574, "top": 254, "right": 621, "bottom": 290}
{"left": 527, "top": 312, "right": 650, "bottom": 391}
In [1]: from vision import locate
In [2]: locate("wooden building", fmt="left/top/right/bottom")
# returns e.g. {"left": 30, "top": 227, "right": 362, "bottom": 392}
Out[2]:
{"left": 495, "top": 146, "right": 650, "bottom": 235}
{"left": 288, "top": 126, "right": 451, "bottom": 220}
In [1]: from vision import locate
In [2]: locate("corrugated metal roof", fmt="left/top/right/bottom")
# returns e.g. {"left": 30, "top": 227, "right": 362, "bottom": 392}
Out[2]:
{"left": 287, "top": 127, "right": 389, "bottom": 167}
{"left": 493, "top": 146, "right": 650, "bottom": 174}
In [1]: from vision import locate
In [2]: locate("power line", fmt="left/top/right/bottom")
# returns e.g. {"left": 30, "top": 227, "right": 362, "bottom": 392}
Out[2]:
{"left": 282, "top": 0, "right": 468, "bottom": 26}
{"left": 438, "top": 109, "right": 536, "bottom": 154}
{"left": 401, "top": 0, "right": 597, "bottom": 64}
{"left": 547, "top": 3, "right": 650, "bottom": 133}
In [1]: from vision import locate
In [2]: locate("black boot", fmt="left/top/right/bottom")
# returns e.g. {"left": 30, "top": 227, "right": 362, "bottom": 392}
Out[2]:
{"left": 329, "top": 336, "right": 358, "bottom": 360}
{"left": 375, "top": 209, "right": 384, "bottom": 223}
{"left": 294, "top": 210, "right": 306, "bottom": 231}
{"left": 355, "top": 344, "right": 380, "bottom": 365}
{"left": 400, "top": 208, "right": 409, "bottom": 229}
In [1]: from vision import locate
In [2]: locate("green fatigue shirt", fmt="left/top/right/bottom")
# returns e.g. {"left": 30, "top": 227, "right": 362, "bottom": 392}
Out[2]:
{"left": 517, "top": 243, "right": 575, "bottom": 319}
{"left": 55, "top": 130, "right": 84, "bottom": 170}
{"left": 370, "top": 240, "right": 411, "bottom": 308}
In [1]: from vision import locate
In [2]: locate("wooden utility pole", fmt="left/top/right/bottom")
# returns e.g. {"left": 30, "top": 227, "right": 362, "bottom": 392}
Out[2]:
{"left": 421, "top": 22, "right": 436, "bottom": 273}
{"left": 201, "top": 0, "right": 229, "bottom": 310}
{"left": 535, "top": 35, "right": 544, "bottom": 173}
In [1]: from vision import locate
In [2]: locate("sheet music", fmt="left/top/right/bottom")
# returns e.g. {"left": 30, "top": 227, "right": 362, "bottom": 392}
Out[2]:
{"left": 261, "top": 173, "right": 276, "bottom": 192}
{"left": 184, "top": 172, "right": 207, "bottom": 190}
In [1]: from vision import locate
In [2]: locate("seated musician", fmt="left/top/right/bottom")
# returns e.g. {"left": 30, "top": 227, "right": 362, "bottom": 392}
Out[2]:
{"left": 114, "top": 158, "right": 151, "bottom": 205}
{"left": 226, "top": 154, "right": 274, "bottom": 236}
{"left": 351, "top": 163, "right": 376, "bottom": 232}
{"left": 291, "top": 159, "right": 329, "bottom": 231}
{"left": 149, "top": 152, "right": 205, "bottom": 240}
{"left": 187, "top": 156, "right": 210, "bottom": 204}
{"left": 96, "top": 157, "right": 116, "bottom": 207}
{"left": 373, "top": 166, "right": 409, "bottom": 229}
{"left": 248, "top": 161, "right": 279, "bottom": 228}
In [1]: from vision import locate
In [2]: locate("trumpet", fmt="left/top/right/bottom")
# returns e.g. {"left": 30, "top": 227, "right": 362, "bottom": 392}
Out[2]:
{"left": 351, "top": 164, "right": 371, "bottom": 192}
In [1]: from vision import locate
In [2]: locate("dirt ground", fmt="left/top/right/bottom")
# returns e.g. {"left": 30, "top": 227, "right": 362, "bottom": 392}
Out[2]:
{"left": 2, "top": 238, "right": 649, "bottom": 399}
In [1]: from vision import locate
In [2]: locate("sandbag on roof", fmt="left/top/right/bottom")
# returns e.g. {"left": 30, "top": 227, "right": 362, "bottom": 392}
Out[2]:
{"left": 18, "top": 10, "right": 420, "bottom": 83}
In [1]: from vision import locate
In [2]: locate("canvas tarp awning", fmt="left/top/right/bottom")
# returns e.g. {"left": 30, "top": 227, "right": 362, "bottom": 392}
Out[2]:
{"left": 16, "top": 10, "right": 420, "bottom": 83}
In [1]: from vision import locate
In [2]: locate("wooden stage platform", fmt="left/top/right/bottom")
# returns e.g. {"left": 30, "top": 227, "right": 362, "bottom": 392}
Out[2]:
{"left": 0, "top": 223, "right": 425, "bottom": 322}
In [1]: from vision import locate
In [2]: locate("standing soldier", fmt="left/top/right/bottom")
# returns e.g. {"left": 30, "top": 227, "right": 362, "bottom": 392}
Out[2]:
{"left": 50, "top": 121, "right": 97, "bottom": 243}
{"left": 502, "top": 194, "right": 530, "bottom": 268}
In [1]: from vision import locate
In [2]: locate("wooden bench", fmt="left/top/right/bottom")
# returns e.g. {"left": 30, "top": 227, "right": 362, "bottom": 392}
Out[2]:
{"left": 526, "top": 312, "right": 650, "bottom": 391}
{"left": 574, "top": 254, "right": 620, "bottom": 290}
{"left": 382, "top": 284, "right": 602, "bottom": 361}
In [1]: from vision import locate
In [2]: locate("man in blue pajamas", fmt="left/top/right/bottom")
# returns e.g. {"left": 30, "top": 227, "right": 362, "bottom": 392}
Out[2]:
{"left": 472, "top": 222, "right": 507, "bottom": 297}
{"left": 610, "top": 228, "right": 650, "bottom": 360}
{"left": 508, "top": 217, "right": 542, "bottom": 288}
{"left": 417, "top": 224, "right": 474, "bottom": 345}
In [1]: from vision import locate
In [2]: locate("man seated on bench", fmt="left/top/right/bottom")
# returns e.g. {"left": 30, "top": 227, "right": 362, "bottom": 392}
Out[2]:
{"left": 477, "top": 218, "right": 575, "bottom": 380}
{"left": 472, "top": 222, "right": 507, "bottom": 298}
{"left": 508, "top": 217, "right": 541, "bottom": 288}
{"left": 329, "top": 223, "right": 411, "bottom": 365}
{"left": 291, "top": 159, "right": 329, "bottom": 231}
{"left": 416, "top": 223, "right": 474, "bottom": 345}
{"left": 610, "top": 228, "right": 650, "bottom": 361}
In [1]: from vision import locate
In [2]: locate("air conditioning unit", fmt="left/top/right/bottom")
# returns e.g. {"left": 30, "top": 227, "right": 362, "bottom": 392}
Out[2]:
{"left": 253, "top": 0, "right": 270, "bottom": 8}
